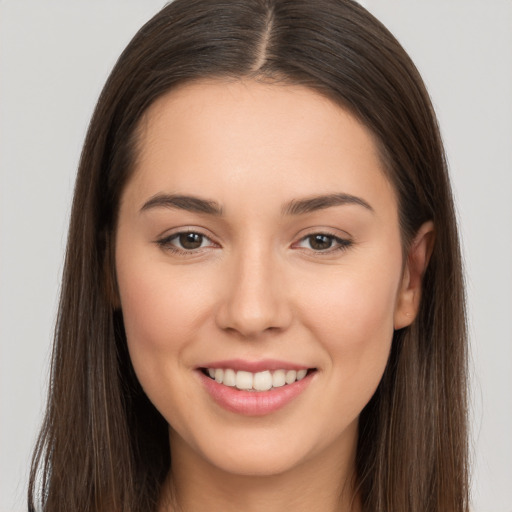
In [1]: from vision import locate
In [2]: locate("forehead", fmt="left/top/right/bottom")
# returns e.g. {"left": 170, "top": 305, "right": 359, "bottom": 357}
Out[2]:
{"left": 125, "top": 79, "right": 396, "bottom": 216}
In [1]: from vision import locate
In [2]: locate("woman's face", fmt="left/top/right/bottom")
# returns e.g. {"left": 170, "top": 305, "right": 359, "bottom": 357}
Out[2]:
{"left": 115, "top": 80, "right": 418, "bottom": 477}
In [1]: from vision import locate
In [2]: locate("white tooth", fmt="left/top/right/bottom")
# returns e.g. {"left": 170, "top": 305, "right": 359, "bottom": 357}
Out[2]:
{"left": 208, "top": 368, "right": 215, "bottom": 378}
{"left": 214, "top": 368, "right": 224, "bottom": 383}
{"left": 296, "top": 369, "right": 307, "bottom": 380}
{"left": 285, "top": 370, "right": 297, "bottom": 384}
{"left": 253, "top": 371, "right": 272, "bottom": 391}
{"left": 223, "top": 368, "right": 236, "bottom": 387}
{"left": 236, "top": 370, "right": 253, "bottom": 390}
{"left": 272, "top": 369, "right": 286, "bottom": 388}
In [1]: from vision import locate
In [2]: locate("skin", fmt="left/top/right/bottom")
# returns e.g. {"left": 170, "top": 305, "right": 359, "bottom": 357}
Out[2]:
{"left": 115, "top": 80, "right": 433, "bottom": 512}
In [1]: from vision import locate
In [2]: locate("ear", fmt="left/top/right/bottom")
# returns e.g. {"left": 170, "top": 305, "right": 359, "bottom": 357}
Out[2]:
{"left": 394, "top": 221, "right": 435, "bottom": 329}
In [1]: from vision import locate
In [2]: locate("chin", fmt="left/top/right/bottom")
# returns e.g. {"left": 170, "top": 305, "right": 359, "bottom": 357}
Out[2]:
{"left": 171, "top": 424, "right": 315, "bottom": 478}
{"left": 206, "top": 447, "right": 308, "bottom": 477}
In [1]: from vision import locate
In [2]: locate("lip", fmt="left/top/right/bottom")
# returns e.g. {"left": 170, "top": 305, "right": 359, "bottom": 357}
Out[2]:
{"left": 198, "top": 358, "right": 310, "bottom": 373}
{"left": 197, "top": 363, "right": 316, "bottom": 416}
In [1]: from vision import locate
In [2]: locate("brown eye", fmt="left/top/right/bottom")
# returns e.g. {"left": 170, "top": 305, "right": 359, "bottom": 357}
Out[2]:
{"left": 308, "top": 234, "right": 334, "bottom": 251}
{"left": 295, "top": 233, "right": 352, "bottom": 253}
{"left": 156, "top": 231, "right": 215, "bottom": 253}
{"left": 178, "top": 232, "right": 204, "bottom": 249}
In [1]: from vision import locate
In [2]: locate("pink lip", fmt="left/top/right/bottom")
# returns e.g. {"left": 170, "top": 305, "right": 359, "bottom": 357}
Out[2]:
{"left": 198, "top": 358, "right": 310, "bottom": 372}
{"left": 198, "top": 368, "right": 316, "bottom": 416}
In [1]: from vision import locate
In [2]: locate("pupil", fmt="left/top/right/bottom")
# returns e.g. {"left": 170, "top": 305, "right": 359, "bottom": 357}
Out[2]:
{"left": 179, "top": 232, "right": 202, "bottom": 249}
{"left": 311, "top": 234, "right": 332, "bottom": 250}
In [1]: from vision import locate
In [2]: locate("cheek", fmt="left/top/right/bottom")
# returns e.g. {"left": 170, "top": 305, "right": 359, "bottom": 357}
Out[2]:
{"left": 116, "top": 261, "right": 210, "bottom": 423}
{"left": 116, "top": 255, "right": 209, "bottom": 375}
{"left": 299, "top": 258, "right": 401, "bottom": 392}
{"left": 119, "top": 272, "right": 176, "bottom": 351}
{"left": 306, "top": 264, "right": 398, "bottom": 334}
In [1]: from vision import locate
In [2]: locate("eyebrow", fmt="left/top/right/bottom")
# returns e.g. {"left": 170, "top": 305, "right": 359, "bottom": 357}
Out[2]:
{"left": 140, "top": 192, "right": 374, "bottom": 216}
{"left": 282, "top": 193, "right": 374, "bottom": 216}
{"left": 140, "top": 193, "right": 223, "bottom": 215}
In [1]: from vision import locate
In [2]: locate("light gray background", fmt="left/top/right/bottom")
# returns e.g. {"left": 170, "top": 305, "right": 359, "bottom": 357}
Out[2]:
{"left": 1, "top": 1, "right": 511, "bottom": 511}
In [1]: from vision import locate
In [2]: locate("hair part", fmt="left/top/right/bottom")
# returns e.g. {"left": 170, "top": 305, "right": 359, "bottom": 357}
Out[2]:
{"left": 29, "top": 1, "right": 469, "bottom": 511}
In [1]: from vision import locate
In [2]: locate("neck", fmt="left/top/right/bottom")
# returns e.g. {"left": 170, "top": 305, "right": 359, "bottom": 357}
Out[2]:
{"left": 159, "top": 425, "right": 361, "bottom": 512}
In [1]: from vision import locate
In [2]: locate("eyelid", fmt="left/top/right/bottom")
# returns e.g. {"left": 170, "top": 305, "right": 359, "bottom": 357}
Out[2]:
{"left": 291, "top": 228, "right": 353, "bottom": 254}
{"left": 154, "top": 226, "right": 353, "bottom": 256}
{"left": 155, "top": 227, "right": 220, "bottom": 254}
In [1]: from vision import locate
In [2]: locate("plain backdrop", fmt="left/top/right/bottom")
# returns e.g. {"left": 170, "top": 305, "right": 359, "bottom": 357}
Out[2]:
{"left": 1, "top": 1, "right": 511, "bottom": 511}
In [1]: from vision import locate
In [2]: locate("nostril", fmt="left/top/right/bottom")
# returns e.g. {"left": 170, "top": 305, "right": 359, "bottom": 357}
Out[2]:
{"left": 214, "top": 277, "right": 293, "bottom": 337}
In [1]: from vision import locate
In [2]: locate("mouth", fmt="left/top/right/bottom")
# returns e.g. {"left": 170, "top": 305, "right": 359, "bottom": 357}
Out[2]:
{"left": 197, "top": 359, "right": 318, "bottom": 415}
{"left": 200, "top": 367, "right": 316, "bottom": 392}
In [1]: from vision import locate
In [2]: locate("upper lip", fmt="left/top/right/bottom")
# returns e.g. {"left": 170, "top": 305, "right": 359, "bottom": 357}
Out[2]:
{"left": 198, "top": 358, "right": 313, "bottom": 373}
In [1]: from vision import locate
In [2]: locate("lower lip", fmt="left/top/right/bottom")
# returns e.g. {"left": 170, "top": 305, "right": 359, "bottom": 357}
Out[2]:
{"left": 198, "top": 370, "right": 315, "bottom": 416}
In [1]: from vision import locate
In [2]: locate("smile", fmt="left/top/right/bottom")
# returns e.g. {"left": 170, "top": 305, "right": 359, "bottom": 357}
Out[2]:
{"left": 204, "top": 368, "right": 309, "bottom": 391}
{"left": 198, "top": 363, "right": 317, "bottom": 416}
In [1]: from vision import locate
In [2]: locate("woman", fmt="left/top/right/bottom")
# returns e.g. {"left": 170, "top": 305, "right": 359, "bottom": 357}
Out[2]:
{"left": 29, "top": 0, "right": 469, "bottom": 511}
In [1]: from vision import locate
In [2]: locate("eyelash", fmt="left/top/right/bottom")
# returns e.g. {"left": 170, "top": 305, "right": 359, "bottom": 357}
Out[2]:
{"left": 293, "top": 233, "right": 353, "bottom": 254}
{"left": 155, "top": 231, "right": 353, "bottom": 255}
{"left": 156, "top": 231, "right": 217, "bottom": 255}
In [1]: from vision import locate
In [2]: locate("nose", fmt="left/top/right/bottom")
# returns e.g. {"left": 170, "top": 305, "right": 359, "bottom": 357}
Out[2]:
{"left": 215, "top": 246, "right": 292, "bottom": 338}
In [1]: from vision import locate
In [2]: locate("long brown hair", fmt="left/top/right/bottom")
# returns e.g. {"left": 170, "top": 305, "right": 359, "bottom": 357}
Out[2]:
{"left": 29, "top": 1, "right": 469, "bottom": 510}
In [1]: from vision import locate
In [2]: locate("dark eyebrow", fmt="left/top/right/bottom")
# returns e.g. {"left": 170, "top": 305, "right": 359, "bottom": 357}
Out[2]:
{"left": 140, "top": 192, "right": 373, "bottom": 217}
{"left": 282, "top": 193, "right": 374, "bottom": 216}
{"left": 140, "top": 193, "right": 223, "bottom": 216}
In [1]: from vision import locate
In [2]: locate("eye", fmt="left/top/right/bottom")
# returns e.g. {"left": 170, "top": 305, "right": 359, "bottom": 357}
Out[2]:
{"left": 295, "top": 233, "right": 352, "bottom": 252}
{"left": 156, "top": 231, "right": 216, "bottom": 253}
